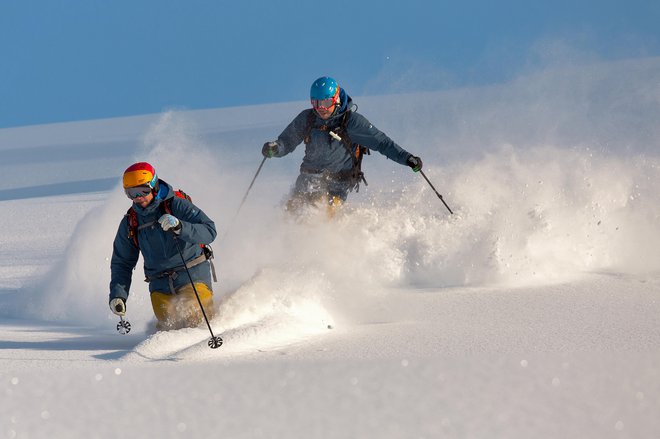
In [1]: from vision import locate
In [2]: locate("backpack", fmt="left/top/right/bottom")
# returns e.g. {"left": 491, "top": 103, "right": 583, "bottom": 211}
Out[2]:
{"left": 303, "top": 109, "right": 370, "bottom": 191}
{"left": 125, "top": 189, "right": 214, "bottom": 261}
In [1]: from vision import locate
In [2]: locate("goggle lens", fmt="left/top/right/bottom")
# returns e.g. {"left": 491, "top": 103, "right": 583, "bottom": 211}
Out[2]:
{"left": 311, "top": 93, "right": 339, "bottom": 110}
{"left": 125, "top": 185, "right": 152, "bottom": 199}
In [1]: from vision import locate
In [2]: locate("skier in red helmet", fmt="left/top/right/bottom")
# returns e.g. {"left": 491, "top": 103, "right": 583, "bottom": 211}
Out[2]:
{"left": 109, "top": 162, "right": 217, "bottom": 330}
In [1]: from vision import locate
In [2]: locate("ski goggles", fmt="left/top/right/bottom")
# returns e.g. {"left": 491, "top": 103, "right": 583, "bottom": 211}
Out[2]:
{"left": 311, "top": 88, "right": 340, "bottom": 110}
{"left": 125, "top": 185, "right": 152, "bottom": 199}
{"left": 311, "top": 96, "right": 338, "bottom": 110}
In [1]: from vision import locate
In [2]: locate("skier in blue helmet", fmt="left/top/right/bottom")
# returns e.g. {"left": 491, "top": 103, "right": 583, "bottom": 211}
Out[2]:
{"left": 262, "top": 76, "right": 423, "bottom": 212}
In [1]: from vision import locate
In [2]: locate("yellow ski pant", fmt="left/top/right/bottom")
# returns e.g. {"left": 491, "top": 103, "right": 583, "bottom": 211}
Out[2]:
{"left": 150, "top": 282, "right": 215, "bottom": 330}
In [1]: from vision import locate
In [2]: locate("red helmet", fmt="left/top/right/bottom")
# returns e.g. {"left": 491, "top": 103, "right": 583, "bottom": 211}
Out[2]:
{"left": 122, "top": 162, "right": 157, "bottom": 189}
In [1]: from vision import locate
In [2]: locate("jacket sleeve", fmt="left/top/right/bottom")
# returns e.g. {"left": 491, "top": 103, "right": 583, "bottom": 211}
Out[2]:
{"left": 109, "top": 217, "right": 140, "bottom": 302}
{"left": 346, "top": 112, "right": 412, "bottom": 165}
{"left": 170, "top": 197, "right": 217, "bottom": 245}
{"left": 274, "top": 110, "right": 313, "bottom": 156}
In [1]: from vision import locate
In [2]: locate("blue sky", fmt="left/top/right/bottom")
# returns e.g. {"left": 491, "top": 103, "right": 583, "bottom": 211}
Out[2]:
{"left": 1, "top": 0, "right": 659, "bottom": 129}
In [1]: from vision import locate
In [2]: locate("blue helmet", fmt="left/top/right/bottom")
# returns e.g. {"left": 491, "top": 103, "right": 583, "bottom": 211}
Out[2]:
{"left": 310, "top": 76, "right": 339, "bottom": 100}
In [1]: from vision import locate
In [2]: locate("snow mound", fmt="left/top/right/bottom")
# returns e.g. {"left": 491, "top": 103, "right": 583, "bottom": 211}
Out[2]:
{"left": 120, "top": 268, "right": 335, "bottom": 361}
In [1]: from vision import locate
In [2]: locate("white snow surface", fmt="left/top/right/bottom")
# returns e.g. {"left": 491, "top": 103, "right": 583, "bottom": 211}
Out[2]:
{"left": 1, "top": 58, "right": 660, "bottom": 438}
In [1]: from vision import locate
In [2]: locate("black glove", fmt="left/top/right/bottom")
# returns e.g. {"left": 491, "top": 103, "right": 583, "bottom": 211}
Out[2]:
{"left": 262, "top": 141, "right": 278, "bottom": 158}
{"left": 406, "top": 155, "right": 423, "bottom": 172}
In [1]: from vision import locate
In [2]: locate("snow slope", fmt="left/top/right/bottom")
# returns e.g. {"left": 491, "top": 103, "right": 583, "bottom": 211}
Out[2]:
{"left": 1, "top": 57, "right": 659, "bottom": 438}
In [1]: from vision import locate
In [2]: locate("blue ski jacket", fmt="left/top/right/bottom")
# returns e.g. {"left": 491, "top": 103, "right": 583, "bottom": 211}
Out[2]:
{"left": 272, "top": 90, "right": 413, "bottom": 175}
{"left": 109, "top": 180, "right": 217, "bottom": 302}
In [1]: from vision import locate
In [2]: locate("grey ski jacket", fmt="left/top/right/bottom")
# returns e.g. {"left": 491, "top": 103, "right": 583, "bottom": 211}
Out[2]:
{"left": 273, "top": 91, "right": 413, "bottom": 176}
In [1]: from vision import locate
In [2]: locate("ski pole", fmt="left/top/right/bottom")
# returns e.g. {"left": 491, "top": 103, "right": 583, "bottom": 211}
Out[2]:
{"left": 235, "top": 156, "right": 267, "bottom": 217}
{"left": 419, "top": 170, "right": 453, "bottom": 214}
{"left": 173, "top": 236, "right": 223, "bottom": 349}
{"left": 220, "top": 156, "right": 268, "bottom": 241}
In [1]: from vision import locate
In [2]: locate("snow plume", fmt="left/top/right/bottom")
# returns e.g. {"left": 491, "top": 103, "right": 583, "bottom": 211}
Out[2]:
{"left": 431, "top": 146, "right": 660, "bottom": 285}
{"left": 219, "top": 147, "right": 660, "bottom": 316}
{"left": 18, "top": 193, "right": 126, "bottom": 323}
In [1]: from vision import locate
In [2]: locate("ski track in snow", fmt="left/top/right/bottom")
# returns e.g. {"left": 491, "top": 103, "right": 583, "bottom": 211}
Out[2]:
{"left": 123, "top": 295, "right": 335, "bottom": 362}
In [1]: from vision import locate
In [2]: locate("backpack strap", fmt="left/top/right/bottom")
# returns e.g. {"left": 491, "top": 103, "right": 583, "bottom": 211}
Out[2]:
{"left": 127, "top": 191, "right": 217, "bottom": 283}
{"left": 330, "top": 111, "right": 369, "bottom": 191}
{"left": 162, "top": 198, "right": 173, "bottom": 215}
{"left": 303, "top": 110, "right": 318, "bottom": 145}
{"left": 126, "top": 208, "right": 140, "bottom": 248}
{"left": 332, "top": 111, "right": 353, "bottom": 149}
{"left": 125, "top": 197, "right": 175, "bottom": 250}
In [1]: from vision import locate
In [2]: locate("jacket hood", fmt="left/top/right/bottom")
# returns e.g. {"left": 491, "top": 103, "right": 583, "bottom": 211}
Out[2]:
{"left": 319, "top": 88, "right": 353, "bottom": 123}
{"left": 338, "top": 87, "right": 351, "bottom": 114}
{"left": 155, "top": 179, "right": 175, "bottom": 201}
